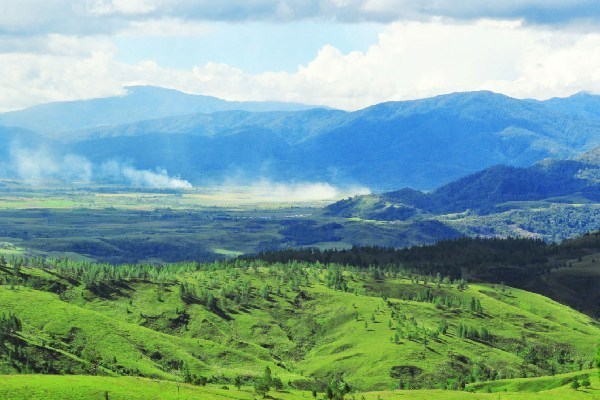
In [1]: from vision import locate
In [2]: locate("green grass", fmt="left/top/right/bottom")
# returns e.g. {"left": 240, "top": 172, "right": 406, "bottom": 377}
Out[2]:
{"left": 1, "top": 373, "right": 600, "bottom": 399}
{"left": 467, "top": 369, "right": 594, "bottom": 393}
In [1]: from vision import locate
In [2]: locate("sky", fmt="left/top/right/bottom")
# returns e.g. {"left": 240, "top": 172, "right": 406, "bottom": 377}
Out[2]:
{"left": 1, "top": 0, "right": 600, "bottom": 112}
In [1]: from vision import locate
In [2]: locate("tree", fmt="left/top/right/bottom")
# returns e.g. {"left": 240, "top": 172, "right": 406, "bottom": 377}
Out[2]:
{"left": 325, "top": 386, "right": 334, "bottom": 400}
{"left": 263, "top": 366, "right": 272, "bottom": 385}
{"left": 271, "top": 377, "right": 284, "bottom": 391}
{"left": 571, "top": 379, "right": 580, "bottom": 390}
{"left": 254, "top": 366, "right": 272, "bottom": 398}
{"left": 234, "top": 375, "right": 243, "bottom": 390}
{"left": 581, "top": 377, "right": 591, "bottom": 388}
{"left": 254, "top": 379, "right": 270, "bottom": 398}
{"left": 438, "top": 318, "right": 448, "bottom": 335}
{"left": 595, "top": 343, "right": 600, "bottom": 374}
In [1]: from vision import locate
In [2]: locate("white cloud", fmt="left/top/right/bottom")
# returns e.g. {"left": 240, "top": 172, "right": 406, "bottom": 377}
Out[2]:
{"left": 122, "top": 18, "right": 213, "bottom": 36}
{"left": 184, "top": 19, "right": 600, "bottom": 108}
{"left": 1, "top": 0, "right": 599, "bottom": 38}
{"left": 9, "top": 146, "right": 192, "bottom": 188}
{"left": 2, "top": 19, "right": 600, "bottom": 112}
{"left": 87, "top": 0, "right": 157, "bottom": 16}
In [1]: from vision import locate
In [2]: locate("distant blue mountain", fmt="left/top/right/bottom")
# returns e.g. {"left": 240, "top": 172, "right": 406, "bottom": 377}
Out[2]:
{"left": 0, "top": 86, "right": 321, "bottom": 136}
{"left": 1, "top": 89, "right": 600, "bottom": 190}
{"left": 543, "top": 91, "right": 600, "bottom": 121}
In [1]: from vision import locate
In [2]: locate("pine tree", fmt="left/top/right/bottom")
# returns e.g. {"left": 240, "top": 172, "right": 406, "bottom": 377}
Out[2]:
{"left": 595, "top": 343, "right": 600, "bottom": 373}
{"left": 438, "top": 318, "right": 448, "bottom": 335}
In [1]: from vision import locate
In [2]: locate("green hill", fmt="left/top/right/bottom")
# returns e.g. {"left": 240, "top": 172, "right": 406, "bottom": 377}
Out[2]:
{"left": 0, "top": 254, "right": 599, "bottom": 397}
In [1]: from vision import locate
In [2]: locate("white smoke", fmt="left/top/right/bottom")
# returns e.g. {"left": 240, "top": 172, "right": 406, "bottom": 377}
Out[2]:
{"left": 8, "top": 145, "right": 367, "bottom": 197}
{"left": 221, "top": 178, "right": 371, "bottom": 202}
{"left": 98, "top": 160, "right": 192, "bottom": 189}
{"left": 11, "top": 146, "right": 92, "bottom": 183}
{"left": 10, "top": 145, "right": 192, "bottom": 189}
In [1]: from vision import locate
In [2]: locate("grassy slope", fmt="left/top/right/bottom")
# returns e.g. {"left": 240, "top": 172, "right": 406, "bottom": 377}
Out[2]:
{"left": 1, "top": 262, "right": 599, "bottom": 393}
{"left": 1, "top": 373, "right": 599, "bottom": 399}
{"left": 295, "top": 279, "right": 600, "bottom": 390}
{"left": 0, "top": 284, "right": 294, "bottom": 381}
{"left": 468, "top": 369, "right": 594, "bottom": 393}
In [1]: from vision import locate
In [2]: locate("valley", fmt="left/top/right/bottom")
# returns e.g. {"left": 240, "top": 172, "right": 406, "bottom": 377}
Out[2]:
{"left": 0, "top": 88, "right": 599, "bottom": 399}
{"left": 5, "top": 1, "right": 600, "bottom": 398}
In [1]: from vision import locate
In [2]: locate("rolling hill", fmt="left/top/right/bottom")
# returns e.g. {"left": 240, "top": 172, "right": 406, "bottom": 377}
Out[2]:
{"left": 1, "top": 248, "right": 600, "bottom": 398}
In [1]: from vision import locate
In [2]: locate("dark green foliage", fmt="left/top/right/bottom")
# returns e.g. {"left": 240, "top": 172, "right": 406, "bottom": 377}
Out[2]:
{"left": 325, "top": 268, "right": 348, "bottom": 292}
{"left": 519, "top": 343, "right": 574, "bottom": 375}
{"left": 280, "top": 221, "right": 343, "bottom": 246}
{"left": 580, "top": 377, "right": 591, "bottom": 388}
{"left": 456, "top": 323, "right": 491, "bottom": 343}
{"left": 0, "top": 312, "right": 22, "bottom": 338}
{"left": 254, "top": 366, "right": 274, "bottom": 398}
{"left": 571, "top": 379, "right": 580, "bottom": 390}
{"left": 249, "top": 237, "right": 551, "bottom": 280}
{"left": 234, "top": 375, "right": 243, "bottom": 390}
{"left": 438, "top": 318, "right": 448, "bottom": 335}
{"left": 324, "top": 377, "right": 351, "bottom": 400}
{"left": 595, "top": 343, "right": 600, "bottom": 374}
{"left": 248, "top": 232, "right": 600, "bottom": 317}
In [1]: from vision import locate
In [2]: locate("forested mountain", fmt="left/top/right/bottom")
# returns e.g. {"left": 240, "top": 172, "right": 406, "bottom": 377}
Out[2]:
{"left": 1, "top": 90, "right": 600, "bottom": 190}
{"left": 327, "top": 149, "right": 600, "bottom": 218}
{"left": 544, "top": 91, "right": 600, "bottom": 121}
{"left": 0, "top": 86, "right": 319, "bottom": 136}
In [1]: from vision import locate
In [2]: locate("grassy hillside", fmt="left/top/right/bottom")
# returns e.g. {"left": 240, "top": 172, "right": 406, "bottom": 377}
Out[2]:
{"left": 1, "top": 372, "right": 599, "bottom": 399}
{"left": 0, "top": 255, "right": 599, "bottom": 397}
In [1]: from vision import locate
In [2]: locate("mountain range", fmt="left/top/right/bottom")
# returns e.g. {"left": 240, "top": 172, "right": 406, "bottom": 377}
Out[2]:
{"left": 1, "top": 87, "right": 600, "bottom": 190}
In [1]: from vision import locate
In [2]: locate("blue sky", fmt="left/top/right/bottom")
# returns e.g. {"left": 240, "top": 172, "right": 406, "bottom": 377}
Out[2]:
{"left": 113, "top": 21, "right": 383, "bottom": 73}
{"left": 1, "top": 1, "right": 600, "bottom": 111}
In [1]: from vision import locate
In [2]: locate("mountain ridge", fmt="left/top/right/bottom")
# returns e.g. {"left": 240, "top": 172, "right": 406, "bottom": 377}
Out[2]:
{"left": 0, "top": 86, "right": 323, "bottom": 137}
{"left": 2, "top": 89, "right": 600, "bottom": 190}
